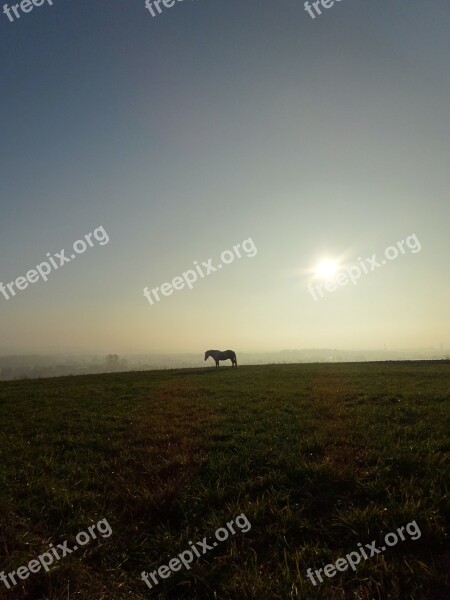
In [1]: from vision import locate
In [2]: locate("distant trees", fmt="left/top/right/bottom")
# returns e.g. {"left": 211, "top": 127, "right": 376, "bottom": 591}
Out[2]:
{"left": 105, "top": 354, "right": 128, "bottom": 372}
{"left": 105, "top": 354, "right": 119, "bottom": 367}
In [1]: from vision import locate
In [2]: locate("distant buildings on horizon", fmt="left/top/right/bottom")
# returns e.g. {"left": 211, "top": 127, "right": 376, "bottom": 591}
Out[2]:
{"left": 0, "top": 348, "right": 448, "bottom": 381}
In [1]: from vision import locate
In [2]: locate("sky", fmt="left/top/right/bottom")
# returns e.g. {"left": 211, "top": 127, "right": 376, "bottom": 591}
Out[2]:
{"left": 0, "top": 0, "right": 449, "bottom": 355}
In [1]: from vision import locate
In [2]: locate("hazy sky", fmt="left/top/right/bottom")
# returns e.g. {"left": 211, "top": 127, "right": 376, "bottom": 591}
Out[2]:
{"left": 1, "top": 0, "right": 449, "bottom": 354}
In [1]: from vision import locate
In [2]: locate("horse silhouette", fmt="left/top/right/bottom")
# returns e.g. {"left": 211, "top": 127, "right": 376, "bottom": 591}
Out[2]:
{"left": 204, "top": 349, "right": 238, "bottom": 368}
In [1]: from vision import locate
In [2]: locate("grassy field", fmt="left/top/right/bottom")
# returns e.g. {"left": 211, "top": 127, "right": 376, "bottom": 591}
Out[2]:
{"left": 0, "top": 362, "right": 448, "bottom": 600}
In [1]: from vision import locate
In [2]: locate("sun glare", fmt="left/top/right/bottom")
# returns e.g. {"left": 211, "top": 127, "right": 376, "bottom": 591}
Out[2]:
{"left": 315, "top": 259, "right": 338, "bottom": 280}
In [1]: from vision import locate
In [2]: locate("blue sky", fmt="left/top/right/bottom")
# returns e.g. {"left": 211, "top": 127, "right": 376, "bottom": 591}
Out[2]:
{"left": 0, "top": 0, "right": 449, "bottom": 354}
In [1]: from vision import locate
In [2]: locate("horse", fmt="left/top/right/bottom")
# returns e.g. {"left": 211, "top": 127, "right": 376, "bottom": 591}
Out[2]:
{"left": 204, "top": 349, "right": 238, "bottom": 368}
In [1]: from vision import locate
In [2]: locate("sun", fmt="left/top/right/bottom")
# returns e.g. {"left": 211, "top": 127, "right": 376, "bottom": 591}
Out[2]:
{"left": 315, "top": 259, "right": 338, "bottom": 280}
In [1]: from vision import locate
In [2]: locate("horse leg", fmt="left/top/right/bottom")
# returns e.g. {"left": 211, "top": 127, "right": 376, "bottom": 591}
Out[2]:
{"left": 216, "top": 360, "right": 219, "bottom": 367}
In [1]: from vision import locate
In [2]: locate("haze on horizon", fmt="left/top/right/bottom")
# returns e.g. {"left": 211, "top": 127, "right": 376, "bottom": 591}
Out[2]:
{"left": 1, "top": 0, "right": 449, "bottom": 357}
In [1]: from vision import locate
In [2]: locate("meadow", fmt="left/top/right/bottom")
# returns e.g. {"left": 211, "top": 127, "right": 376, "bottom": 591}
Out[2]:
{"left": 0, "top": 361, "right": 448, "bottom": 600}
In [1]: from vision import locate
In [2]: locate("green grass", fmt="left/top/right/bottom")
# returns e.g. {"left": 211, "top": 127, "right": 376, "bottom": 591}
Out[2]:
{"left": 0, "top": 362, "right": 448, "bottom": 599}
